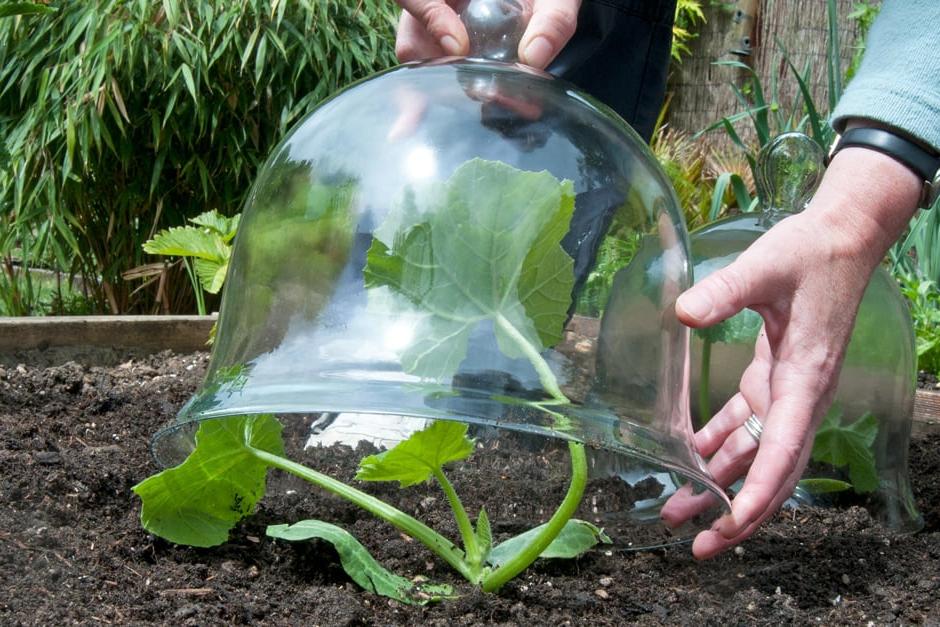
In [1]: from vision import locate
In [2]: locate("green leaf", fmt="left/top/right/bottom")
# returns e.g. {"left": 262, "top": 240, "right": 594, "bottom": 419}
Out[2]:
{"left": 811, "top": 408, "right": 879, "bottom": 493}
{"left": 695, "top": 308, "right": 762, "bottom": 344}
{"left": 364, "top": 159, "right": 575, "bottom": 380}
{"left": 356, "top": 420, "right": 474, "bottom": 488}
{"left": 798, "top": 478, "right": 852, "bottom": 495}
{"left": 189, "top": 209, "right": 241, "bottom": 241}
{"left": 266, "top": 520, "right": 454, "bottom": 605}
{"left": 143, "top": 225, "right": 228, "bottom": 261}
{"left": 133, "top": 414, "right": 284, "bottom": 547}
{"left": 475, "top": 507, "right": 492, "bottom": 562}
{"left": 0, "top": 2, "right": 55, "bottom": 18}
{"left": 193, "top": 256, "right": 228, "bottom": 293}
{"left": 487, "top": 519, "right": 610, "bottom": 567}
{"left": 729, "top": 174, "right": 753, "bottom": 213}
{"left": 180, "top": 64, "right": 198, "bottom": 104}
{"left": 517, "top": 185, "right": 576, "bottom": 348}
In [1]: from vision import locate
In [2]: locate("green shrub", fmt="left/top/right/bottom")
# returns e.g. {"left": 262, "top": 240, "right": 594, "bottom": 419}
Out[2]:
{"left": 0, "top": 0, "right": 397, "bottom": 314}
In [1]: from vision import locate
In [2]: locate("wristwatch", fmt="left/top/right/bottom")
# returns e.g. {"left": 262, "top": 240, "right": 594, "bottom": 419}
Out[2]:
{"left": 829, "top": 127, "right": 940, "bottom": 209}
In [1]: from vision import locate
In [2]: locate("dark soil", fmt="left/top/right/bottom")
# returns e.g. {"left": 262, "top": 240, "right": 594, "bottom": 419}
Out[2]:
{"left": 2, "top": 351, "right": 939, "bottom": 625}
{"left": 919, "top": 370, "right": 939, "bottom": 391}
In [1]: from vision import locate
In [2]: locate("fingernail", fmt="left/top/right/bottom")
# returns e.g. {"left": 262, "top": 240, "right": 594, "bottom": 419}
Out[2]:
{"left": 522, "top": 36, "right": 554, "bottom": 68}
{"left": 677, "top": 292, "right": 712, "bottom": 320}
{"left": 440, "top": 35, "right": 461, "bottom": 56}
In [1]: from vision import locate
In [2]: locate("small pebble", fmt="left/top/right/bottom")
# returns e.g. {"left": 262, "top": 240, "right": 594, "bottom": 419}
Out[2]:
{"left": 842, "top": 574, "right": 851, "bottom": 585}
{"left": 221, "top": 560, "right": 240, "bottom": 574}
{"left": 599, "top": 576, "right": 613, "bottom": 587}
{"left": 247, "top": 565, "right": 260, "bottom": 578}
{"left": 174, "top": 605, "right": 199, "bottom": 620}
{"left": 734, "top": 546, "right": 745, "bottom": 556}
{"left": 594, "top": 589, "right": 609, "bottom": 600}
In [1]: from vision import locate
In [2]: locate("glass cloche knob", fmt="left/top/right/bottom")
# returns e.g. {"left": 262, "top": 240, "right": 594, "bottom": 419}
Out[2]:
{"left": 460, "top": 0, "right": 531, "bottom": 62}
{"left": 754, "top": 131, "right": 826, "bottom": 222}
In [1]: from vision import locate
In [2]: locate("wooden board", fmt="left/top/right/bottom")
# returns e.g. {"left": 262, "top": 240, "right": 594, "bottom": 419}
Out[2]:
{"left": 0, "top": 315, "right": 216, "bottom": 362}
{"left": 914, "top": 389, "right": 940, "bottom": 433}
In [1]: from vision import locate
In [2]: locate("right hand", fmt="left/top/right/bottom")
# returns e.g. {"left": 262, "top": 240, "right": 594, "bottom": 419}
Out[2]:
{"left": 395, "top": 0, "right": 581, "bottom": 69}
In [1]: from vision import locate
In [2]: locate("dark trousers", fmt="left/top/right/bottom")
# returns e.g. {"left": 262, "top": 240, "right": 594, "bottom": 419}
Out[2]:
{"left": 549, "top": 0, "right": 676, "bottom": 142}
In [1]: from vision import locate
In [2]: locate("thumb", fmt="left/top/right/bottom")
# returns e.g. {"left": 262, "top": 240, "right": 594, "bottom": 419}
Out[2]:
{"left": 676, "top": 263, "right": 760, "bottom": 328}
{"left": 398, "top": 0, "right": 469, "bottom": 56}
{"left": 518, "top": 0, "right": 580, "bottom": 69}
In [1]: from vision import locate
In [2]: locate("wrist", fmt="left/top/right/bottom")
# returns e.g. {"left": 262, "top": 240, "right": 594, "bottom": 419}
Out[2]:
{"left": 832, "top": 121, "right": 940, "bottom": 209}
{"left": 803, "top": 147, "right": 921, "bottom": 267}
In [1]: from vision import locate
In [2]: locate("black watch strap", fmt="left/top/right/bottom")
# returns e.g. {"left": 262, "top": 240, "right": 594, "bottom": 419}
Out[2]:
{"left": 830, "top": 127, "right": 940, "bottom": 208}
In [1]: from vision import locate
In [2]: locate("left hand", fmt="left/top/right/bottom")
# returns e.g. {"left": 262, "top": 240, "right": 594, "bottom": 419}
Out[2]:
{"left": 662, "top": 144, "right": 922, "bottom": 559}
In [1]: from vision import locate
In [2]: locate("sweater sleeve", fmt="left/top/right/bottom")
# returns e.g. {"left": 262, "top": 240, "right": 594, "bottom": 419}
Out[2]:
{"left": 830, "top": 0, "right": 940, "bottom": 151}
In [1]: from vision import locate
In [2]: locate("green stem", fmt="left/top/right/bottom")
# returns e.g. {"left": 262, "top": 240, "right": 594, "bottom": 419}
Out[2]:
{"left": 250, "top": 447, "right": 474, "bottom": 582}
{"left": 481, "top": 440, "right": 587, "bottom": 592}
{"left": 183, "top": 257, "right": 206, "bottom": 316}
{"left": 698, "top": 338, "right": 712, "bottom": 428}
{"left": 494, "top": 313, "right": 568, "bottom": 403}
{"left": 433, "top": 468, "right": 481, "bottom": 577}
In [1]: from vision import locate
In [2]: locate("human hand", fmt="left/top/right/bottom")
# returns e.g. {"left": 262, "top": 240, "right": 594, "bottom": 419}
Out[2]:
{"left": 395, "top": 0, "right": 581, "bottom": 69}
{"left": 662, "top": 145, "right": 923, "bottom": 559}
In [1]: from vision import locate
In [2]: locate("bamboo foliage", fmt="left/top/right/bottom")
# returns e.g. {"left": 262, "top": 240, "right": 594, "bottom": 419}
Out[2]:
{"left": 0, "top": 0, "right": 398, "bottom": 313}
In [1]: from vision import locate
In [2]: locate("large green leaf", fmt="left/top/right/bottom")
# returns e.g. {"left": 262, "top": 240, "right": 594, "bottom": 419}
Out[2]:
{"left": 133, "top": 414, "right": 284, "bottom": 547}
{"left": 364, "top": 158, "right": 575, "bottom": 380}
{"left": 486, "top": 519, "right": 610, "bottom": 567}
{"left": 356, "top": 420, "right": 474, "bottom": 488}
{"left": 143, "top": 225, "right": 228, "bottom": 261}
{"left": 811, "top": 408, "right": 879, "bottom": 493}
{"left": 267, "top": 520, "right": 454, "bottom": 605}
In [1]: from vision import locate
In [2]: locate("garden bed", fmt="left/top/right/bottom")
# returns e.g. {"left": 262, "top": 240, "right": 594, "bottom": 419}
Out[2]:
{"left": 1, "top": 351, "right": 939, "bottom": 625}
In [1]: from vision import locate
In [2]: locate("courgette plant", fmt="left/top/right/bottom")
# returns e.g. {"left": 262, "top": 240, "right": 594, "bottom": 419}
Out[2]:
{"left": 134, "top": 159, "right": 610, "bottom": 604}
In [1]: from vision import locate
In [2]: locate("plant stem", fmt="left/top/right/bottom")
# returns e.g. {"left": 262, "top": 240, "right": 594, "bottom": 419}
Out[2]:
{"left": 250, "top": 447, "right": 475, "bottom": 582}
{"left": 495, "top": 313, "right": 568, "bottom": 403}
{"left": 698, "top": 337, "right": 712, "bottom": 428}
{"left": 182, "top": 257, "right": 206, "bottom": 315}
{"left": 481, "top": 439, "right": 588, "bottom": 592}
{"left": 433, "top": 468, "right": 482, "bottom": 577}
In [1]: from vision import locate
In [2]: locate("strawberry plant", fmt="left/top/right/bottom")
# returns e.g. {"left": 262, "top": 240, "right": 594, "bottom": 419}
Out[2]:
{"left": 134, "top": 159, "right": 610, "bottom": 603}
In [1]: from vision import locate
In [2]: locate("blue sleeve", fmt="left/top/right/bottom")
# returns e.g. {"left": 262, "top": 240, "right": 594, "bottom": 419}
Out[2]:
{"left": 830, "top": 0, "right": 940, "bottom": 150}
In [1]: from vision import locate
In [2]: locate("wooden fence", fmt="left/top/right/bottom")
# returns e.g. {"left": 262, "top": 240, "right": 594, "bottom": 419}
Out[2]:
{"left": 667, "top": 0, "right": 873, "bottom": 143}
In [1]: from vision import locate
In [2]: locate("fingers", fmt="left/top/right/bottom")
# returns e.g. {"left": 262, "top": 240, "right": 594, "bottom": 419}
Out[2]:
{"left": 692, "top": 396, "right": 816, "bottom": 559}
{"left": 660, "top": 423, "right": 758, "bottom": 527}
{"left": 695, "top": 333, "right": 771, "bottom": 457}
{"left": 518, "top": 0, "right": 581, "bottom": 68}
{"left": 676, "top": 236, "right": 799, "bottom": 330}
{"left": 694, "top": 393, "right": 754, "bottom": 458}
{"left": 396, "top": 1, "right": 469, "bottom": 61}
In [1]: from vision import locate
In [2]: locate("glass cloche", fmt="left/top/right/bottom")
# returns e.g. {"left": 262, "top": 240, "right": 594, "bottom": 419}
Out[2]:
{"left": 148, "top": 0, "right": 730, "bottom": 569}
{"left": 605, "top": 133, "right": 922, "bottom": 532}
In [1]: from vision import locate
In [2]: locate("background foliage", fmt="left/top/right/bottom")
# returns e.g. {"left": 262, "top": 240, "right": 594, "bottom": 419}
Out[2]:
{"left": 0, "top": 0, "right": 397, "bottom": 314}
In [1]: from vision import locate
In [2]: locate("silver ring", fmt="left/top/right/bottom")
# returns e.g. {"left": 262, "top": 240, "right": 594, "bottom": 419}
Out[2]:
{"left": 743, "top": 413, "right": 764, "bottom": 444}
